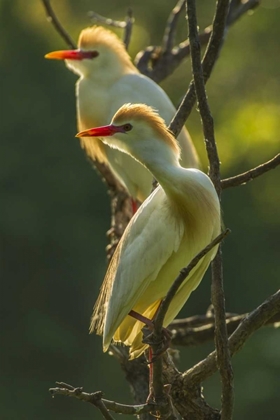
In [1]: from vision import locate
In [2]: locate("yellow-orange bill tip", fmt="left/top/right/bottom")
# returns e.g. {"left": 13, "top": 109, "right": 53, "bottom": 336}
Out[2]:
{"left": 44, "top": 50, "right": 71, "bottom": 60}
{"left": 45, "top": 50, "right": 99, "bottom": 60}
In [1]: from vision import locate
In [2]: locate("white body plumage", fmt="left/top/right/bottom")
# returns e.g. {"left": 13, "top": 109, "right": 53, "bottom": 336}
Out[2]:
{"left": 77, "top": 104, "right": 221, "bottom": 359}
{"left": 46, "top": 26, "right": 199, "bottom": 201}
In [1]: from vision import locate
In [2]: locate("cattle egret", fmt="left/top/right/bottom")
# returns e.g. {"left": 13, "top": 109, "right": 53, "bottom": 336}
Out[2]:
{"left": 76, "top": 104, "right": 221, "bottom": 359}
{"left": 45, "top": 26, "right": 199, "bottom": 202}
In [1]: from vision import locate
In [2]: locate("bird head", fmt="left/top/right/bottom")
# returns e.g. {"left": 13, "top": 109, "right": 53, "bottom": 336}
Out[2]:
{"left": 76, "top": 103, "right": 180, "bottom": 165}
{"left": 45, "top": 26, "right": 135, "bottom": 77}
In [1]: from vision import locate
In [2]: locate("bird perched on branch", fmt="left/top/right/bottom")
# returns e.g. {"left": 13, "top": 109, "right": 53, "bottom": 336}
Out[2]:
{"left": 45, "top": 26, "right": 199, "bottom": 203}
{"left": 76, "top": 104, "right": 221, "bottom": 359}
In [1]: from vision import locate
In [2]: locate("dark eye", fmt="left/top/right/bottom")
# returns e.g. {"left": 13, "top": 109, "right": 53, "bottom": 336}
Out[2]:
{"left": 123, "top": 123, "right": 133, "bottom": 132}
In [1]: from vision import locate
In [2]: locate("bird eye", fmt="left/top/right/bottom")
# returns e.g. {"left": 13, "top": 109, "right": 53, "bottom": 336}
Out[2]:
{"left": 123, "top": 123, "right": 133, "bottom": 132}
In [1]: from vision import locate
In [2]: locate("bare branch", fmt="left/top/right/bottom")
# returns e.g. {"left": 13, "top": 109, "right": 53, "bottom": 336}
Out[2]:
{"left": 135, "top": 0, "right": 259, "bottom": 83}
{"left": 170, "top": 310, "right": 280, "bottom": 347}
{"left": 211, "top": 251, "right": 234, "bottom": 419}
{"left": 185, "top": 0, "right": 222, "bottom": 190}
{"left": 169, "top": 0, "right": 230, "bottom": 141}
{"left": 142, "top": 230, "right": 229, "bottom": 418}
{"left": 88, "top": 9, "right": 134, "bottom": 50}
{"left": 162, "top": 0, "right": 186, "bottom": 53}
{"left": 41, "top": 0, "right": 76, "bottom": 48}
{"left": 49, "top": 383, "right": 157, "bottom": 416}
{"left": 183, "top": 289, "right": 280, "bottom": 385}
{"left": 154, "top": 230, "right": 230, "bottom": 331}
{"left": 146, "top": 230, "right": 229, "bottom": 417}
{"left": 185, "top": 1, "right": 233, "bottom": 418}
{"left": 50, "top": 385, "right": 115, "bottom": 420}
{"left": 108, "top": 346, "right": 154, "bottom": 420}
{"left": 221, "top": 153, "right": 280, "bottom": 190}
{"left": 88, "top": 11, "right": 127, "bottom": 28}
{"left": 123, "top": 8, "right": 134, "bottom": 50}
{"left": 168, "top": 1, "right": 259, "bottom": 140}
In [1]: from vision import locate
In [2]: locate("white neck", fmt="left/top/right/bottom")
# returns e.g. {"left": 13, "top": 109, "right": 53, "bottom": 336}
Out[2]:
{"left": 121, "top": 136, "right": 184, "bottom": 195}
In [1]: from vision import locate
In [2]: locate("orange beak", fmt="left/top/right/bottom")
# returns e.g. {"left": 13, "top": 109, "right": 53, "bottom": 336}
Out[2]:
{"left": 44, "top": 49, "right": 99, "bottom": 60}
{"left": 76, "top": 125, "right": 124, "bottom": 138}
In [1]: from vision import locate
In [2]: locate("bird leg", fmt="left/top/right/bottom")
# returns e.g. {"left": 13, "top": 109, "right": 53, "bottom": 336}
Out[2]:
{"left": 128, "top": 310, "right": 156, "bottom": 401}
{"left": 128, "top": 309, "right": 154, "bottom": 328}
{"left": 131, "top": 198, "right": 141, "bottom": 215}
{"left": 142, "top": 327, "right": 172, "bottom": 362}
{"left": 128, "top": 309, "right": 172, "bottom": 359}
{"left": 128, "top": 309, "right": 172, "bottom": 404}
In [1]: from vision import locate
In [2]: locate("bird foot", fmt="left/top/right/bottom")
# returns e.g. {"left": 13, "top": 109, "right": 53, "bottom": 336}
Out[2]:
{"left": 142, "top": 326, "right": 172, "bottom": 361}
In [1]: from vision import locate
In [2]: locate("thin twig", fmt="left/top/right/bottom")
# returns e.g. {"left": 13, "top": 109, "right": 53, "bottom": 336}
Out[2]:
{"left": 88, "top": 11, "right": 127, "bottom": 28}
{"left": 123, "top": 8, "right": 134, "bottom": 50}
{"left": 155, "top": 230, "right": 230, "bottom": 330}
{"left": 97, "top": 400, "right": 116, "bottom": 420}
{"left": 162, "top": 0, "right": 186, "bottom": 53}
{"left": 185, "top": 0, "right": 221, "bottom": 190}
{"left": 183, "top": 289, "right": 280, "bottom": 385}
{"left": 169, "top": 0, "right": 248, "bottom": 139}
{"left": 50, "top": 386, "right": 115, "bottom": 420}
{"left": 41, "top": 0, "right": 76, "bottom": 48}
{"left": 170, "top": 310, "right": 280, "bottom": 346}
{"left": 50, "top": 384, "right": 157, "bottom": 416}
{"left": 88, "top": 9, "right": 134, "bottom": 50}
{"left": 221, "top": 153, "right": 280, "bottom": 189}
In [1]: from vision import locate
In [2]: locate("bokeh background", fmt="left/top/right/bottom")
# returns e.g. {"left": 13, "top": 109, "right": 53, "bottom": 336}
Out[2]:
{"left": 1, "top": 1, "right": 280, "bottom": 419}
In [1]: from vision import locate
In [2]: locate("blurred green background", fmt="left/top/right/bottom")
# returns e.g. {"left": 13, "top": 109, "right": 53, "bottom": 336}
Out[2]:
{"left": 1, "top": 1, "right": 279, "bottom": 419}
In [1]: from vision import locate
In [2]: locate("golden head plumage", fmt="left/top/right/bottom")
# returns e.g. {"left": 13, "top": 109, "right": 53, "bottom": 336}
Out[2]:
{"left": 113, "top": 103, "right": 181, "bottom": 156}
{"left": 45, "top": 26, "right": 199, "bottom": 201}
{"left": 78, "top": 26, "right": 136, "bottom": 72}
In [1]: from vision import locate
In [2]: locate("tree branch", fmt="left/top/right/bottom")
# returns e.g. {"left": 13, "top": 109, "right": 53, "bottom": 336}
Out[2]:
{"left": 41, "top": 0, "right": 76, "bottom": 48}
{"left": 221, "top": 153, "right": 280, "bottom": 190}
{"left": 170, "top": 310, "right": 280, "bottom": 347}
{"left": 135, "top": 0, "right": 259, "bottom": 84}
{"left": 186, "top": 1, "right": 234, "bottom": 418}
{"left": 168, "top": 0, "right": 258, "bottom": 139}
{"left": 145, "top": 230, "right": 229, "bottom": 416}
{"left": 183, "top": 289, "right": 280, "bottom": 385}
{"left": 88, "top": 9, "right": 134, "bottom": 50}
{"left": 123, "top": 8, "right": 134, "bottom": 50}
{"left": 88, "top": 11, "right": 127, "bottom": 28}
{"left": 162, "top": 0, "right": 186, "bottom": 54}
{"left": 49, "top": 382, "right": 157, "bottom": 417}
{"left": 50, "top": 383, "right": 115, "bottom": 420}
{"left": 154, "top": 230, "right": 230, "bottom": 332}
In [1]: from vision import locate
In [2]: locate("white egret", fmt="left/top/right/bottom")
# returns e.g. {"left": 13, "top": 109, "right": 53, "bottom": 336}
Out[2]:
{"left": 76, "top": 104, "right": 221, "bottom": 359}
{"left": 45, "top": 26, "right": 199, "bottom": 203}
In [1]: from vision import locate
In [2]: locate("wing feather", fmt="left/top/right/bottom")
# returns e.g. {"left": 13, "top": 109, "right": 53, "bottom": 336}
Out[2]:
{"left": 90, "top": 186, "right": 185, "bottom": 349}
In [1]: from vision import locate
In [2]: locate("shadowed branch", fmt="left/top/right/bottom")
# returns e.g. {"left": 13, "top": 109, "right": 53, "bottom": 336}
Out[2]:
{"left": 136, "top": 0, "right": 259, "bottom": 83}
{"left": 221, "top": 153, "right": 280, "bottom": 189}
{"left": 146, "top": 230, "right": 229, "bottom": 415}
{"left": 183, "top": 289, "right": 280, "bottom": 385}
{"left": 49, "top": 382, "right": 157, "bottom": 418}
{"left": 162, "top": 0, "right": 186, "bottom": 53}
{"left": 185, "top": 1, "right": 234, "bottom": 418}
{"left": 42, "top": 0, "right": 76, "bottom": 48}
{"left": 170, "top": 310, "right": 280, "bottom": 346}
